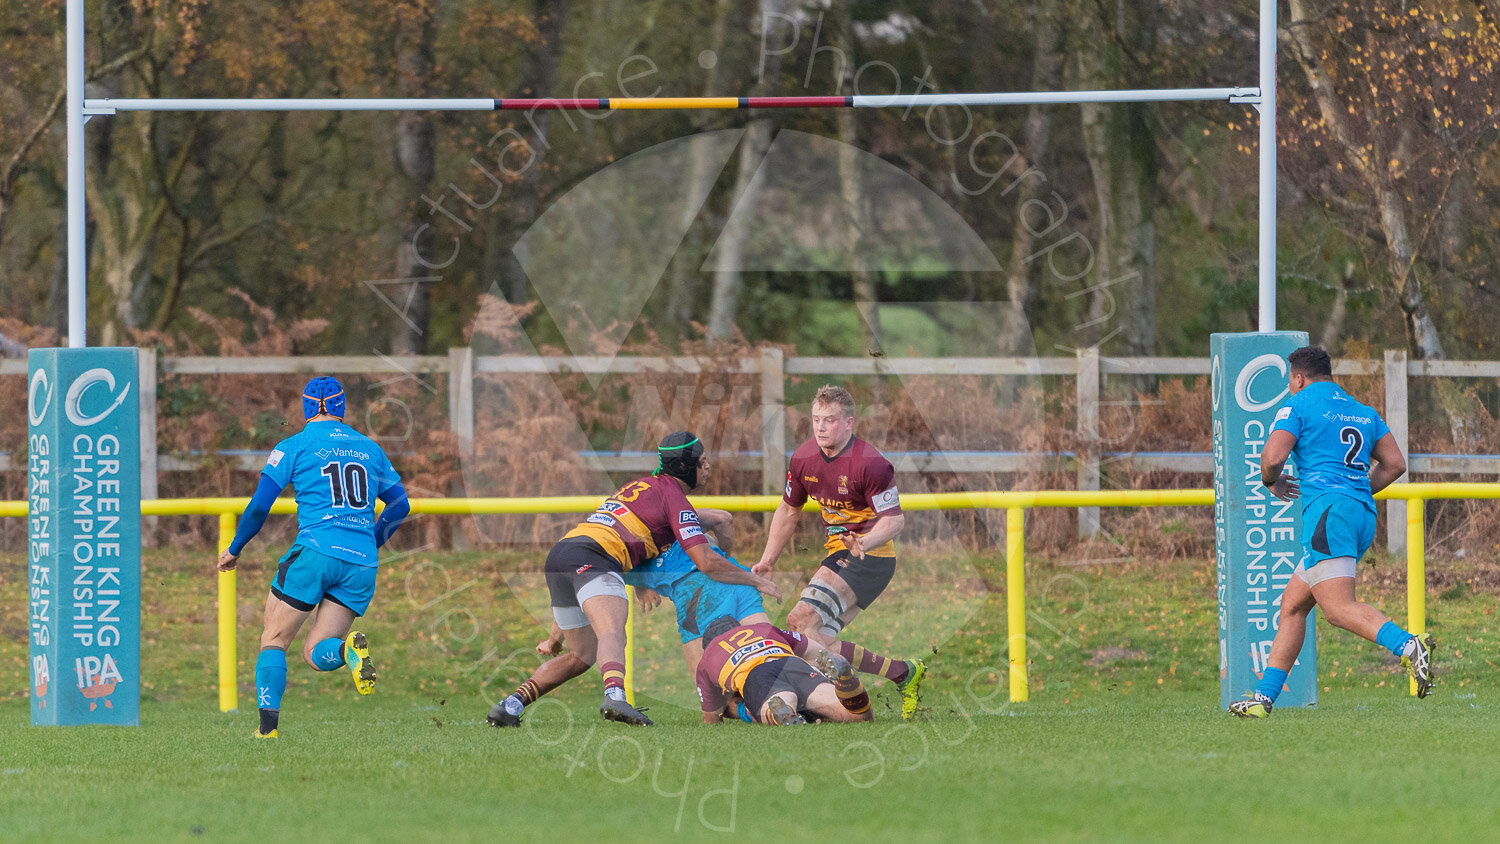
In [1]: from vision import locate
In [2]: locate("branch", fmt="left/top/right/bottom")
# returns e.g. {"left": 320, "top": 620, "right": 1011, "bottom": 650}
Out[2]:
{"left": 0, "top": 44, "right": 152, "bottom": 200}
{"left": 1282, "top": 0, "right": 1377, "bottom": 185}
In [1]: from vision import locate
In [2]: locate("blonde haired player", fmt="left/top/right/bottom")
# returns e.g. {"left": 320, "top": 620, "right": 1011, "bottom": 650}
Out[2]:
{"left": 753, "top": 385, "right": 926, "bottom": 719}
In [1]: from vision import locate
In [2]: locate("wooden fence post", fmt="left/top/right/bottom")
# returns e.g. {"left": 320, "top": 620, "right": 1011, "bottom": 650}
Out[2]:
{"left": 447, "top": 347, "right": 474, "bottom": 550}
{"left": 1385, "top": 349, "right": 1408, "bottom": 554}
{"left": 447, "top": 347, "right": 474, "bottom": 456}
{"left": 1076, "top": 347, "right": 1101, "bottom": 537}
{"left": 759, "top": 347, "right": 786, "bottom": 495}
{"left": 138, "top": 347, "right": 159, "bottom": 546}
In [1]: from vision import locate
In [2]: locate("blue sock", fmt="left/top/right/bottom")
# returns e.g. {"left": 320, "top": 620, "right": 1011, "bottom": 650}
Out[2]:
{"left": 1376, "top": 620, "right": 1415, "bottom": 657}
{"left": 256, "top": 648, "right": 288, "bottom": 712}
{"left": 1255, "top": 666, "right": 1289, "bottom": 703}
{"left": 310, "top": 637, "right": 346, "bottom": 672}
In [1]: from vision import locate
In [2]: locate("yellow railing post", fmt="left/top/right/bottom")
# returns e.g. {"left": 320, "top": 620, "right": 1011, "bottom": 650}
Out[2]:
{"left": 217, "top": 512, "right": 238, "bottom": 712}
{"left": 1407, "top": 497, "right": 1425, "bottom": 697}
{"left": 1006, "top": 506, "right": 1027, "bottom": 702}
{"left": 623, "top": 585, "right": 636, "bottom": 707}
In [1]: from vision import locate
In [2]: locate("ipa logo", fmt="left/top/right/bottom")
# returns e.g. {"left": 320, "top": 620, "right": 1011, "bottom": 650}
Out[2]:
{"left": 65, "top": 368, "right": 132, "bottom": 428}
{"left": 32, "top": 654, "right": 49, "bottom": 706}
{"left": 75, "top": 654, "right": 123, "bottom": 711}
{"left": 1234, "top": 353, "right": 1290, "bottom": 413}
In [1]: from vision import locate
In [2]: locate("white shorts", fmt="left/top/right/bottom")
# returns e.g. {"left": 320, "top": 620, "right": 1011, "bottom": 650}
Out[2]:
{"left": 1294, "top": 555, "right": 1356, "bottom": 587}
{"left": 551, "top": 571, "right": 628, "bottom": 630}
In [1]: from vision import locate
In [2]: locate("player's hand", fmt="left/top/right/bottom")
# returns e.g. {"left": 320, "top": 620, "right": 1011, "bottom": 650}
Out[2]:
{"left": 754, "top": 575, "right": 783, "bottom": 602}
{"left": 216, "top": 550, "right": 238, "bottom": 572}
{"left": 1268, "top": 474, "right": 1300, "bottom": 502}
{"left": 636, "top": 588, "right": 662, "bottom": 612}
{"left": 839, "top": 530, "right": 865, "bottom": 559}
{"left": 535, "top": 636, "right": 563, "bottom": 657}
{"left": 752, "top": 560, "right": 774, "bottom": 576}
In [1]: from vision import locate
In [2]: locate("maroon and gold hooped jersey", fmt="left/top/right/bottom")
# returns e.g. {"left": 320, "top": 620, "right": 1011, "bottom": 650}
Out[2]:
{"left": 782, "top": 436, "right": 901, "bottom": 556}
{"left": 696, "top": 622, "right": 809, "bottom": 714}
{"left": 561, "top": 474, "right": 708, "bottom": 571}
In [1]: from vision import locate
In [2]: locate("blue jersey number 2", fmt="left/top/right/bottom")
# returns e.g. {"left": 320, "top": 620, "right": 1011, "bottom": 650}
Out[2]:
{"left": 320, "top": 461, "right": 370, "bottom": 508}
{"left": 1339, "top": 427, "right": 1368, "bottom": 471}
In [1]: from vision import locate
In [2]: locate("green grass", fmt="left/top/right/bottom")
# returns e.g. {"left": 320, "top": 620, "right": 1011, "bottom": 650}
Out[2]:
{"left": 2, "top": 547, "right": 1497, "bottom": 841}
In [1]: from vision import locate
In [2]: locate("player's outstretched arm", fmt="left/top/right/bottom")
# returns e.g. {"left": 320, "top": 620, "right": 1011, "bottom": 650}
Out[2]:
{"left": 687, "top": 543, "right": 783, "bottom": 601}
{"left": 535, "top": 620, "right": 565, "bottom": 657}
{"left": 696, "top": 508, "right": 734, "bottom": 554}
{"left": 218, "top": 474, "right": 284, "bottom": 572}
{"left": 839, "top": 513, "right": 905, "bottom": 559}
{"left": 753, "top": 501, "right": 801, "bottom": 575}
{"left": 1259, "top": 429, "right": 1301, "bottom": 502}
{"left": 373, "top": 482, "right": 410, "bottom": 548}
{"left": 635, "top": 587, "right": 663, "bottom": 612}
{"left": 697, "top": 668, "right": 726, "bottom": 723}
{"left": 1368, "top": 432, "right": 1407, "bottom": 494}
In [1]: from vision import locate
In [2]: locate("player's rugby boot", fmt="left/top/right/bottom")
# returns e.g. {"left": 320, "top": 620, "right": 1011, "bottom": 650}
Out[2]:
{"left": 895, "top": 659, "right": 927, "bottom": 721}
{"left": 1228, "top": 692, "right": 1273, "bottom": 718}
{"left": 486, "top": 702, "right": 522, "bottom": 727}
{"left": 1403, "top": 633, "right": 1436, "bottom": 699}
{"left": 814, "top": 649, "right": 857, "bottom": 685}
{"left": 253, "top": 729, "right": 279, "bottom": 739}
{"left": 763, "top": 695, "right": 806, "bottom": 726}
{"left": 600, "top": 697, "right": 654, "bottom": 726}
{"left": 345, "top": 630, "right": 376, "bottom": 695}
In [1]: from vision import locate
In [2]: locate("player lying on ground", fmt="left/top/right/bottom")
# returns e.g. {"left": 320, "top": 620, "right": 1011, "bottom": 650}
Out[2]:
{"left": 218, "top": 376, "right": 410, "bottom": 739}
{"left": 1229, "top": 346, "right": 1434, "bottom": 718}
{"left": 487, "top": 432, "right": 781, "bottom": 728}
{"left": 696, "top": 615, "right": 872, "bottom": 725}
{"left": 753, "top": 384, "right": 926, "bottom": 719}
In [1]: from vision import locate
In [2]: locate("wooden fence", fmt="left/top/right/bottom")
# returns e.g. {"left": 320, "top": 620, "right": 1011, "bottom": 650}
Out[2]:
{"left": 2, "top": 347, "right": 1496, "bottom": 551}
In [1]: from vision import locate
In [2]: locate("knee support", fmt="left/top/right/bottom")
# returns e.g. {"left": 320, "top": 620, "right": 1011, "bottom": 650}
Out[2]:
{"left": 798, "top": 583, "right": 848, "bottom": 636}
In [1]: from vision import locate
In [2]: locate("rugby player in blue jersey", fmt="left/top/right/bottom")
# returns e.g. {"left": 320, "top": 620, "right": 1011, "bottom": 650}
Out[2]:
{"left": 625, "top": 509, "right": 770, "bottom": 671}
{"left": 1230, "top": 347, "right": 1433, "bottom": 718}
{"left": 217, "top": 377, "right": 410, "bottom": 738}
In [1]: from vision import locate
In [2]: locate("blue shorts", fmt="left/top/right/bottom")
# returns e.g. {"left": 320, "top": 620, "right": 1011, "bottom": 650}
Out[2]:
{"left": 271, "top": 544, "right": 378, "bottom": 616}
{"left": 1302, "top": 494, "right": 1376, "bottom": 566}
{"left": 669, "top": 571, "right": 765, "bottom": 644}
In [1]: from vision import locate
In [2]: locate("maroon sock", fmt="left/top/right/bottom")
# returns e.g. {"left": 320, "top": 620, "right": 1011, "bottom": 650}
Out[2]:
{"left": 512, "top": 678, "right": 542, "bottom": 705}
{"left": 835, "top": 641, "right": 909, "bottom": 683}
{"left": 599, "top": 661, "right": 626, "bottom": 691}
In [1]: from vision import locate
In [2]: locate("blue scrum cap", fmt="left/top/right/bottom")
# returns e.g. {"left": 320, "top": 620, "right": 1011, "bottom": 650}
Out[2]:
{"left": 302, "top": 376, "right": 346, "bottom": 420}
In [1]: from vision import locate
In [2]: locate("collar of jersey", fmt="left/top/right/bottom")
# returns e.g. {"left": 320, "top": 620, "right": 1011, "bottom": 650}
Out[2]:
{"left": 819, "top": 436, "right": 856, "bottom": 463}
{"left": 1299, "top": 380, "right": 1342, "bottom": 398}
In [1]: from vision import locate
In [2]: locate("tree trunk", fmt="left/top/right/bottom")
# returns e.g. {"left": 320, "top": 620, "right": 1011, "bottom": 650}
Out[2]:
{"left": 1071, "top": 2, "right": 1156, "bottom": 356}
{"left": 389, "top": 0, "right": 438, "bottom": 355}
{"left": 707, "top": 0, "right": 782, "bottom": 342}
{"left": 830, "top": 1, "right": 881, "bottom": 356}
{"left": 1283, "top": 0, "right": 1446, "bottom": 361}
{"left": 999, "top": 0, "right": 1063, "bottom": 355}
{"left": 479, "top": 0, "right": 569, "bottom": 306}
{"left": 1318, "top": 261, "right": 1355, "bottom": 352}
{"left": 658, "top": 0, "right": 733, "bottom": 341}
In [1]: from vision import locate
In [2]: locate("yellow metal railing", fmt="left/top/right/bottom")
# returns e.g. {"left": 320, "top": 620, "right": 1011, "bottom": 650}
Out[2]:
{"left": 5, "top": 483, "right": 1494, "bottom": 709}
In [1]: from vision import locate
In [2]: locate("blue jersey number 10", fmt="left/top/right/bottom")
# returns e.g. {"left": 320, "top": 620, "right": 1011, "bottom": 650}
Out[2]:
{"left": 321, "top": 461, "right": 370, "bottom": 508}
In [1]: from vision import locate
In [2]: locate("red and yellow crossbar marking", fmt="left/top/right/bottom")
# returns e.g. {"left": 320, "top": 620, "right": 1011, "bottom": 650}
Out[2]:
{"left": 495, "top": 96, "right": 853, "bottom": 110}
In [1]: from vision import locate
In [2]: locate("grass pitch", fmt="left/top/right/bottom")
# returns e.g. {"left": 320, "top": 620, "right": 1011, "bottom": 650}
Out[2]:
{"left": 2, "top": 547, "right": 1497, "bottom": 841}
